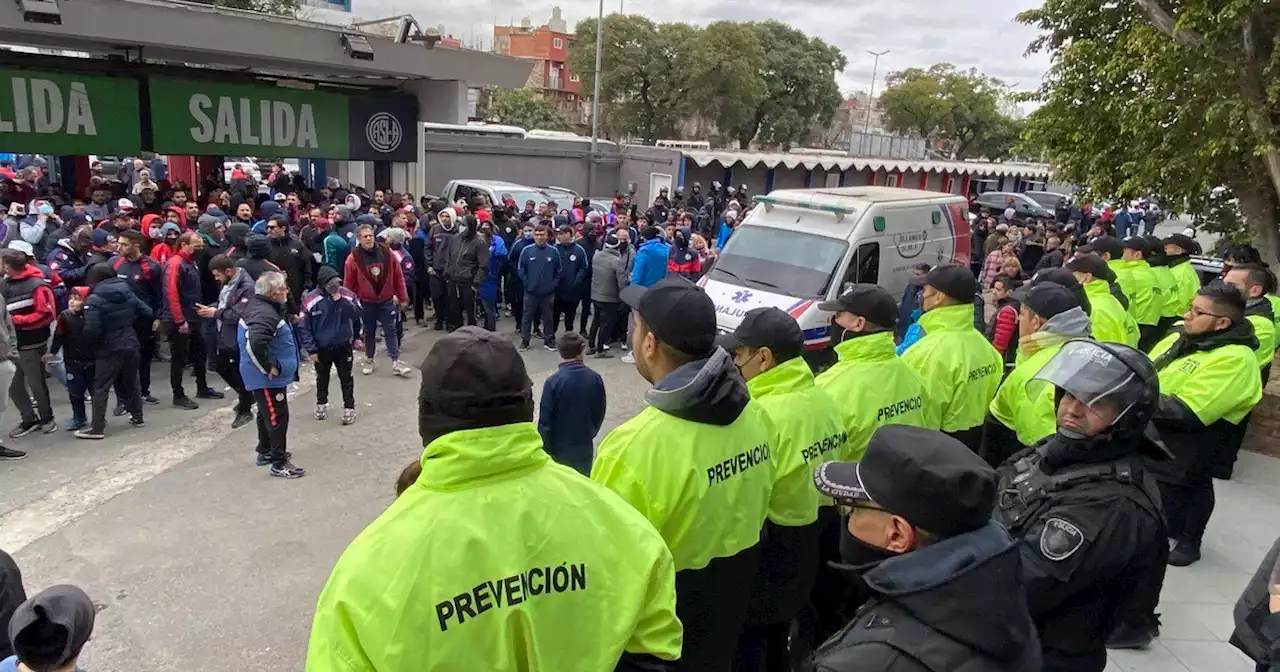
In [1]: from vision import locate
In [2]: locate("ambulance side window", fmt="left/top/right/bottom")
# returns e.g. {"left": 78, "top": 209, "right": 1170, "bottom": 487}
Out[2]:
{"left": 841, "top": 242, "right": 880, "bottom": 292}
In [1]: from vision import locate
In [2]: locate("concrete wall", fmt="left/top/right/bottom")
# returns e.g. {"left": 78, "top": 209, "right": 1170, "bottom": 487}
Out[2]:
{"left": 419, "top": 134, "right": 682, "bottom": 205}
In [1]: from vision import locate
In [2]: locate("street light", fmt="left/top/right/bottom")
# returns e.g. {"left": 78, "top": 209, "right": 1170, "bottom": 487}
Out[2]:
{"left": 588, "top": 0, "right": 604, "bottom": 195}
{"left": 861, "top": 49, "right": 890, "bottom": 156}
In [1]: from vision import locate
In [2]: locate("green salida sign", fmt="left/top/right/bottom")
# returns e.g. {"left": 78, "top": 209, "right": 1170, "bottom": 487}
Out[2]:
{"left": 0, "top": 69, "right": 141, "bottom": 154}
{"left": 151, "top": 78, "right": 349, "bottom": 158}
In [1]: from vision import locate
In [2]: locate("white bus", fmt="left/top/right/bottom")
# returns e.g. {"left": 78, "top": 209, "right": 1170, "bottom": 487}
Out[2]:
{"left": 655, "top": 139, "right": 711, "bottom": 150}
{"left": 422, "top": 122, "right": 527, "bottom": 139}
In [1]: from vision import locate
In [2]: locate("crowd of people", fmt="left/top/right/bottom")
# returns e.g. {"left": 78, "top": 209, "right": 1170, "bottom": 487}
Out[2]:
{"left": 5, "top": 162, "right": 1280, "bottom": 672}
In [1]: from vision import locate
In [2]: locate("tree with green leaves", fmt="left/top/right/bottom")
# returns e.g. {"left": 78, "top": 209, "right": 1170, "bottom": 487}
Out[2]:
{"left": 877, "top": 63, "right": 1014, "bottom": 160}
{"left": 199, "top": 0, "right": 299, "bottom": 15}
{"left": 695, "top": 22, "right": 768, "bottom": 143}
{"left": 1018, "top": 0, "right": 1280, "bottom": 262}
{"left": 727, "top": 21, "right": 846, "bottom": 150}
{"left": 481, "top": 88, "right": 572, "bottom": 131}
{"left": 568, "top": 15, "right": 703, "bottom": 143}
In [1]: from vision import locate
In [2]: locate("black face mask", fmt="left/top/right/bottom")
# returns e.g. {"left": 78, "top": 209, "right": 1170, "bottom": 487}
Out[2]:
{"left": 839, "top": 526, "right": 900, "bottom": 567}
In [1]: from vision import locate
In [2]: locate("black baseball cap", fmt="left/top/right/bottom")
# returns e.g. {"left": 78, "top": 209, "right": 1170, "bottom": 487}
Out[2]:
{"left": 620, "top": 275, "right": 717, "bottom": 357}
{"left": 817, "top": 284, "right": 898, "bottom": 328}
{"left": 8, "top": 585, "right": 96, "bottom": 671}
{"left": 1066, "top": 253, "right": 1110, "bottom": 280}
{"left": 418, "top": 326, "right": 533, "bottom": 429}
{"left": 925, "top": 265, "right": 979, "bottom": 302}
{"left": 1164, "top": 233, "right": 1196, "bottom": 253}
{"left": 556, "top": 223, "right": 573, "bottom": 233}
{"left": 813, "top": 425, "right": 997, "bottom": 539}
{"left": 1032, "top": 267, "right": 1091, "bottom": 315}
{"left": 714, "top": 307, "right": 804, "bottom": 362}
{"left": 1090, "top": 236, "right": 1124, "bottom": 260}
{"left": 1122, "top": 236, "right": 1151, "bottom": 257}
{"left": 1012, "top": 282, "right": 1082, "bottom": 320}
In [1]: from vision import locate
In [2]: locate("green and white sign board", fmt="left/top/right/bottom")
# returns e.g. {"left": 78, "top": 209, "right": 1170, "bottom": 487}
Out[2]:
{"left": 149, "top": 77, "right": 417, "bottom": 162}
{"left": 0, "top": 68, "right": 141, "bottom": 154}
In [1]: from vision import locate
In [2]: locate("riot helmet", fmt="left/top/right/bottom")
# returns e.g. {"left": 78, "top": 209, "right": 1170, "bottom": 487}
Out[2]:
{"left": 1027, "top": 339, "right": 1159, "bottom": 443}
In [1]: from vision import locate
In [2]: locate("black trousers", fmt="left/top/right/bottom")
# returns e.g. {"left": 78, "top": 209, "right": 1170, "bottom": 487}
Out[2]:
{"left": 429, "top": 273, "right": 450, "bottom": 328}
{"left": 577, "top": 294, "right": 592, "bottom": 334}
{"left": 1212, "top": 412, "right": 1253, "bottom": 479}
{"left": 215, "top": 348, "right": 254, "bottom": 415}
{"left": 553, "top": 296, "right": 579, "bottom": 334}
{"left": 612, "top": 305, "right": 631, "bottom": 345}
{"left": 412, "top": 275, "right": 431, "bottom": 322}
{"left": 92, "top": 350, "right": 142, "bottom": 432}
{"left": 507, "top": 268, "right": 525, "bottom": 328}
{"left": 1160, "top": 476, "right": 1215, "bottom": 545}
{"left": 253, "top": 387, "right": 290, "bottom": 468}
{"left": 134, "top": 318, "right": 155, "bottom": 396}
{"left": 314, "top": 345, "right": 355, "bottom": 409}
{"left": 588, "top": 301, "right": 620, "bottom": 351}
{"left": 451, "top": 282, "right": 477, "bottom": 328}
{"left": 168, "top": 321, "right": 209, "bottom": 399}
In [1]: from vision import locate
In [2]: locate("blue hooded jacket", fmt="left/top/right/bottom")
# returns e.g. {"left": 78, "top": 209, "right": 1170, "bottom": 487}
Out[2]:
{"left": 481, "top": 235, "right": 508, "bottom": 302}
{"left": 631, "top": 237, "right": 670, "bottom": 288}
{"left": 251, "top": 201, "right": 283, "bottom": 235}
{"left": 296, "top": 286, "right": 362, "bottom": 352}
{"left": 84, "top": 276, "right": 153, "bottom": 355}
{"left": 237, "top": 294, "right": 299, "bottom": 391}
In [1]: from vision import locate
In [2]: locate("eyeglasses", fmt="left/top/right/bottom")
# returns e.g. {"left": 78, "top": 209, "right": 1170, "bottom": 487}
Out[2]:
{"left": 833, "top": 499, "right": 886, "bottom": 517}
{"left": 1187, "top": 305, "right": 1228, "bottom": 320}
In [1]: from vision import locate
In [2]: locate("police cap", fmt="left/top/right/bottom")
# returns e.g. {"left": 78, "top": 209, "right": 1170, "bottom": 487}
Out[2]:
{"left": 817, "top": 284, "right": 898, "bottom": 329}
{"left": 714, "top": 307, "right": 804, "bottom": 362}
{"left": 813, "top": 425, "right": 997, "bottom": 538}
{"left": 925, "top": 265, "right": 979, "bottom": 303}
{"left": 620, "top": 275, "right": 717, "bottom": 358}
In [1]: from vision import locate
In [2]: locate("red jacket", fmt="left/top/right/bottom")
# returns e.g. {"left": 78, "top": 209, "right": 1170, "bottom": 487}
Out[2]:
{"left": 343, "top": 245, "right": 407, "bottom": 305}
{"left": 990, "top": 304, "right": 1018, "bottom": 357}
{"left": 5, "top": 265, "right": 56, "bottom": 332}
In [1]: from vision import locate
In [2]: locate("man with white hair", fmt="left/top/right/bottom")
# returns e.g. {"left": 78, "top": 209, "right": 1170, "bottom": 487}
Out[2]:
{"left": 238, "top": 271, "right": 305, "bottom": 479}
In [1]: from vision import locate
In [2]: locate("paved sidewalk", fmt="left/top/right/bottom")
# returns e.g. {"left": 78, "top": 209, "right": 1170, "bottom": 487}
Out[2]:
{"left": 1106, "top": 450, "right": 1278, "bottom": 671}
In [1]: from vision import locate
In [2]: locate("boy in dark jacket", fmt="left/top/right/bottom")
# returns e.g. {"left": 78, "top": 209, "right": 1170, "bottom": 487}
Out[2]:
{"left": 537, "top": 332, "right": 606, "bottom": 475}
{"left": 201, "top": 254, "right": 255, "bottom": 429}
{"left": 78, "top": 264, "right": 153, "bottom": 439}
{"left": 53, "top": 288, "right": 95, "bottom": 431}
{"left": 298, "top": 266, "right": 362, "bottom": 425}
{"left": 552, "top": 222, "right": 588, "bottom": 335}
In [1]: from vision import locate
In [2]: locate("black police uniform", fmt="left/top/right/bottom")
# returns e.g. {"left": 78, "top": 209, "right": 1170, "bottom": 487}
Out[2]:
{"left": 994, "top": 433, "right": 1166, "bottom": 672}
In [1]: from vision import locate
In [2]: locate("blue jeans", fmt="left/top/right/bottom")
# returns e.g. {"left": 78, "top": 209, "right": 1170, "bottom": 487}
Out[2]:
{"left": 361, "top": 300, "right": 400, "bottom": 361}
{"left": 66, "top": 359, "right": 94, "bottom": 422}
{"left": 481, "top": 296, "right": 499, "bottom": 332}
{"left": 520, "top": 293, "right": 554, "bottom": 346}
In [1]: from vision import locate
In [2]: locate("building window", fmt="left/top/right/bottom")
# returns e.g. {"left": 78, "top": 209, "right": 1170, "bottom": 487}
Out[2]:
{"left": 553, "top": 37, "right": 564, "bottom": 49}
{"left": 570, "top": 73, "right": 579, "bottom": 82}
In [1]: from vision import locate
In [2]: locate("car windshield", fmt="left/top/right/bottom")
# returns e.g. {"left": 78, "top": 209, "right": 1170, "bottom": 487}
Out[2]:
{"left": 710, "top": 226, "right": 848, "bottom": 298}
{"left": 494, "top": 189, "right": 552, "bottom": 207}
{"left": 1024, "top": 192, "right": 1064, "bottom": 208}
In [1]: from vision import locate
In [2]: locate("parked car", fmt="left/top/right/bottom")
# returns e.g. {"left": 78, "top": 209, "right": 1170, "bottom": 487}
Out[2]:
{"left": 224, "top": 157, "right": 262, "bottom": 183}
{"left": 1022, "top": 191, "right": 1069, "bottom": 212}
{"left": 971, "top": 191, "right": 1055, "bottom": 219}
{"left": 441, "top": 179, "right": 550, "bottom": 211}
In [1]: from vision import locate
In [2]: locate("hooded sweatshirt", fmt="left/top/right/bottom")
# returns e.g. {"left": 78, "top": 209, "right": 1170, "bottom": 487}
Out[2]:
{"left": 343, "top": 242, "right": 407, "bottom": 305}
{"left": 592, "top": 348, "right": 775, "bottom": 671}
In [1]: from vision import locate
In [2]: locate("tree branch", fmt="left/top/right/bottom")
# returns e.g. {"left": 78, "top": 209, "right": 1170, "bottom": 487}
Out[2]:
{"left": 1131, "top": 0, "right": 1207, "bottom": 47}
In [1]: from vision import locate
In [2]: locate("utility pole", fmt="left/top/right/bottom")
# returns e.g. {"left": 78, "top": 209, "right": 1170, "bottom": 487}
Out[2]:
{"left": 587, "top": 0, "right": 604, "bottom": 196}
{"left": 861, "top": 49, "right": 889, "bottom": 156}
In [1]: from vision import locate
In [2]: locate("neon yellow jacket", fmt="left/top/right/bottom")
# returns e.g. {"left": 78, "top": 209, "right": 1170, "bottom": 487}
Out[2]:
{"left": 1150, "top": 265, "right": 1180, "bottom": 318}
{"left": 901, "top": 304, "right": 1003, "bottom": 433}
{"left": 1110, "top": 259, "right": 1160, "bottom": 326}
{"left": 1083, "top": 279, "right": 1140, "bottom": 347}
{"left": 591, "top": 370, "right": 774, "bottom": 573}
{"left": 816, "top": 332, "right": 933, "bottom": 460}
{"left": 748, "top": 356, "right": 846, "bottom": 527}
{"left": 1246, "top": 311, "right": 1277, "bottom": 370}
{"left": 1150, "top": 335, "right": 1262, "bottom": 426}
{"left": 1167, "top": 258, "right": 1202, "bottom": 317}
{"left": 989, "top": 309, "right": 1091, "bottom": 447}
{"left": 1268, "top": 295, "right": 1280, "bottom": 330}
{"left": 307, "top": 423, "right": 682, "bottom": 672}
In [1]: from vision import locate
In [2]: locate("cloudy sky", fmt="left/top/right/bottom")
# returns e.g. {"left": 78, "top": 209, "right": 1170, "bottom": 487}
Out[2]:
{"left": 332, "top": 0, "right": 1051, "bottom": 94}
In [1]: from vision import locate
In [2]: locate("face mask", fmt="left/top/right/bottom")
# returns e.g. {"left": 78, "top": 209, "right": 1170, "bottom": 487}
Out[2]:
{"left": 324, "top": 278, "right": 342, "bottom": 295}
{"left": 37, "top": 204, "right": 53, "bottom": 216}
{"left": 839, "top": 525, "right": 900, "bottom": 567}
{"left": 523, "top": 231, "right": 534, "bottom": 240}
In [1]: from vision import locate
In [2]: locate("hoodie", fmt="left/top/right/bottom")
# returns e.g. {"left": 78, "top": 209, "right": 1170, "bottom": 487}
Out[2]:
{"left": 807, "top": 521, "right": 1041, "bottom": 672}
{"left": 297, "top": 266, "right": 362, "bottom": 352}
{"left": 253, "top": 200, "right": 282, "bottom": 235}
{"left": 236, "top": 234, "right": 281, "bottom": 282}
{"left": 214, "top": 268, "right": 256, "bottom": 352}
{"left": 82, "top": 276, "right": 153, "bottom": 355}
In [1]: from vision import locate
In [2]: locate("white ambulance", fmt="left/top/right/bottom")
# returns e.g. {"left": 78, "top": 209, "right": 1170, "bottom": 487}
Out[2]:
{"left": 700, "top": 186, "right": 973, "bottom": 367}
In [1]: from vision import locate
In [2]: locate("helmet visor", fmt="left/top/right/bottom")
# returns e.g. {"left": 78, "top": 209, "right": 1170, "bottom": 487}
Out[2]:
{"left": 1027, "top": 340, "right": 1144, "bottom": 421}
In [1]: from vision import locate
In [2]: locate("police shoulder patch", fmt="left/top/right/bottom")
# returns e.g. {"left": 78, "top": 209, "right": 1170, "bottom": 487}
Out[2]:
{"left": 1039, "top": 517, "right": 1085, "bottom": 561}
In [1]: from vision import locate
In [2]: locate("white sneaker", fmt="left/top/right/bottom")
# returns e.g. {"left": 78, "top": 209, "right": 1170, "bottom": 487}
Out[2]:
{"left": 315, "top": 403, "right": 328, "bottom": 421}
{"left": 361, "top": 359, "right": 375, "bottom": 376}
{"left": 392, "top": 360, "right": 413, "bottom": 377}
{"left": 342, "top": 408, "right": 356, "bottom": 425}
{"left": 620, "top": 353, "right": 635, "bottom": 364}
